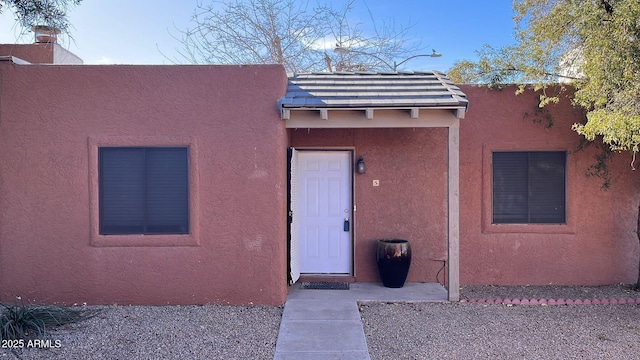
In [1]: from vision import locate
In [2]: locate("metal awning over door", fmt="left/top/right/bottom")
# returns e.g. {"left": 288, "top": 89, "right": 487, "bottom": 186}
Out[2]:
{"left": 279, "top": 71, "right": 467, "bottom": 301}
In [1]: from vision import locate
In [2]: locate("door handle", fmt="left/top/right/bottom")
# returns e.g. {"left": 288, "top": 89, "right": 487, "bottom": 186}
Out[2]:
{"left": 344, "top": 218, "right": 350, "bottom": 232}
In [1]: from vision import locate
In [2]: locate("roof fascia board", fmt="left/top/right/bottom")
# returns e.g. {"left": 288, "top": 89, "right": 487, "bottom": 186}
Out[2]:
{"left": 282, "top": 106, "right": 467, "bottom": 121}
{"left": 284, "top": 108, "right": 459, "bottom": 128}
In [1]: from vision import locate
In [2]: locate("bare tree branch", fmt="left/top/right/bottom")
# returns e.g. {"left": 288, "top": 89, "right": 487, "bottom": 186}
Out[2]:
{"left": 1, "top": 0, "right": 81, "bottom": 34}
{"left": 176, "top": 0, "right": 426, "bottom": 73}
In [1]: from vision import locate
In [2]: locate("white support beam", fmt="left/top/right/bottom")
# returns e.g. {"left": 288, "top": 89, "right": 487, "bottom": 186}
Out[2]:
{"left": 281, "top": 108, "right": 290, "bottom": 120}
{"left": 365, "top": 108, "right": 374, "bottom": 120}
{"left": 319, "top": 109, "right": 328, "bottom": 120}
{"left": 447, "top": 121, "right": 460, "bottom": 301}
{"left": 410, "top": 108, "right": 419, "bottom": 119}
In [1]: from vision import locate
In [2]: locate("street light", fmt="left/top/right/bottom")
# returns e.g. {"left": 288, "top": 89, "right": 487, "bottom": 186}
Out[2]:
{"left": 333, "top": 45, "right": 441, "bottom": 71}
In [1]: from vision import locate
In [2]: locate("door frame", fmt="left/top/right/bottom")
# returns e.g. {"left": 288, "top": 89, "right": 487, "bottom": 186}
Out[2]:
{"left": 287, "top": 147, "right": 355, "bottom": 282}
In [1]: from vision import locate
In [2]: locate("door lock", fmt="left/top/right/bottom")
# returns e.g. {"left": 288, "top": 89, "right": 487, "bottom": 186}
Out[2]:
{"left": 343, "top": 218, "right": 350, "bottom": 231}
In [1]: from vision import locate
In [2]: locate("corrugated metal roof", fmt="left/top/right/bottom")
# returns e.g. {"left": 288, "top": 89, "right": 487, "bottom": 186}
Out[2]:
{"left": 279, "top": 71, "right": 468, "bottom": 113}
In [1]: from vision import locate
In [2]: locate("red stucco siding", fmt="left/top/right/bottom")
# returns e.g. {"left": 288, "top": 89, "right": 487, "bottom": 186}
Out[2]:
{"left": 291, "top": 86, "right": 640, "bottom": 287}
{"left": 0, "top": 43, "right": 54, "bottom": 63}
{"left": 1, "top": 55, "right": 638, "bottom": 305}
{"left": 459, "top": 85, "right": 640, "bottom": 286}
{"left": 290, "top": 128, "right": 449, "bottom": 284}
{"left": 0, "top": 61, "right": 289, "bottom": 305}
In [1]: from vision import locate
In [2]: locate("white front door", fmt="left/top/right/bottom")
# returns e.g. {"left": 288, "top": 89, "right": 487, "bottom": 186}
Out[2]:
{"left": 295, "top": 151, "right": 352, "bottom": 274}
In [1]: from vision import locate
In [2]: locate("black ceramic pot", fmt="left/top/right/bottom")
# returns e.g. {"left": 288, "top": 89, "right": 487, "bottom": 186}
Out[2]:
{"left": 376, "top": 239, "right": 411, "bottom": 288}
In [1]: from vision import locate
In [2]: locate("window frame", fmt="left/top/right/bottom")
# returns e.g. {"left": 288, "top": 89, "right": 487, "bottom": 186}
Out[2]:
{"left": 492, "top": 151, "right": 567, "bottom": 225}
{"left": 89, "top": 136, "right": 200, "bottom": 247}
{"left": 481, "top": 143, "right": 575, "bottom": 235}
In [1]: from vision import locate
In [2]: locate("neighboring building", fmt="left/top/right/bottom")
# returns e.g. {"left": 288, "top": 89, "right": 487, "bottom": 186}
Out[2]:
{"left": 0, "top": 42, "right": 82, "bottom": 64}
{"left": 0, "top": 42, "right": 637, "bottom": 306}
{"left": 0, "top": 28, "right": 82, "bottom": 65}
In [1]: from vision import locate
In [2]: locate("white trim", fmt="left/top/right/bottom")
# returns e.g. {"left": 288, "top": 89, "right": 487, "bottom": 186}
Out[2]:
{"left": 290, "top": 148, "right": 355, "bottom": 276}
{"left": 282, "top": 106, "right": 467, "bottom": 123}
{"left": 447, "top": 122, "right": 460, "bottom": 301}
{"left": 289, "top": 148, "right": 301, "bottom": 284}
{"left": 285, "top": 108, "right": 460, "bottom": 128}
{"left": 365, "top": 108, "right": 374, "bottom": 120}
{"left": 281, "top": 108, "right": 291, "bottom": 120}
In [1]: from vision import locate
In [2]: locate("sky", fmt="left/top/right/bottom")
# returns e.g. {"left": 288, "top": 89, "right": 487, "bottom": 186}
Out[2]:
{"left": 0, "top": 0, "right": 516, "bottom": 72}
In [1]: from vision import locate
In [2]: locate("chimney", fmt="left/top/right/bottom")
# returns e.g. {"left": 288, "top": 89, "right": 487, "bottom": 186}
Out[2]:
{"left": 31, "top": 25, "right": 61, "bottom": 44}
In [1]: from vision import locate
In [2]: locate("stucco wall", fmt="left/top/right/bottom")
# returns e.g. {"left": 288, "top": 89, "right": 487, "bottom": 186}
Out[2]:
{"left": 2, "top": 57, "right": 638, "bottom": 305}
{"left": 1, "top": 43, "right": 54, "bottom": 64}
{"left": 0, "top": 60, "right": 289, "bottom": 305}
{"left": 290, "top": 127, "right": 449, "bottom": 284}
{"left": 0, "top": 43, "right": 82, "bottom": 64}
{"left": 291, "top": 86, "right": 640, "bottom": 287}
{"left": 459, "top": 85, "right": 640, "bottom": 286}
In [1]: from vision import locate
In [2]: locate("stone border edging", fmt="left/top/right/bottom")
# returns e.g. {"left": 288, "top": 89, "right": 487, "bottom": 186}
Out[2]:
{"left": 460, "top": 297, "right": 640, "bottom": 305}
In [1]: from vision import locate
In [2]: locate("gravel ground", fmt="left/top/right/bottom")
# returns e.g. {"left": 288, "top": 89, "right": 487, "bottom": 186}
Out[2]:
{"left": 0, "top": 305, "right": 282, "bottom": 360}
{"left": 361, "top": 284, "right": 640, "bottom": 360}
{"left": 460, "top": 284, "right": 640, "bottom": 301}
{"left": 2, "top": 284, "right": 639, "bottom": 360}
{"left": 360, "top": 302, "right": 640, "bottom": 359}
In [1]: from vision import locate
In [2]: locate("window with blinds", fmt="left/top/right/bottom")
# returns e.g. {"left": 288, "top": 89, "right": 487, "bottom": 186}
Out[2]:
{"left": 492, "top": 151, "right": 566, "bottom": 224}
{"left": 99, "top": 147, "right": 189, "bottom": 235}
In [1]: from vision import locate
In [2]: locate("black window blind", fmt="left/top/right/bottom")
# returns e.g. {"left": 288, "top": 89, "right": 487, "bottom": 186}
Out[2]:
{"left": 492, "top": 151, "right": 566, "bottom": 224}
{"left": 99, "top": 147, "right": 189, "bottom": 235}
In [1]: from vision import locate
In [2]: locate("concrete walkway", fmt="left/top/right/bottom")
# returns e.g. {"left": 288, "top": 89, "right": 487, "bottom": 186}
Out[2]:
{"left": 274, "top": 283, "right": 448, "bottom": 360}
